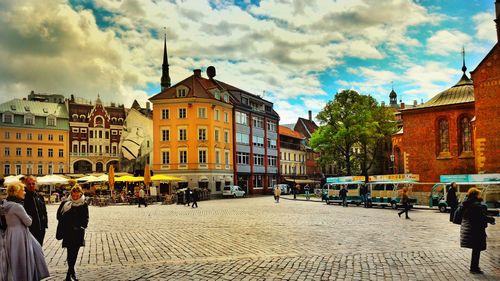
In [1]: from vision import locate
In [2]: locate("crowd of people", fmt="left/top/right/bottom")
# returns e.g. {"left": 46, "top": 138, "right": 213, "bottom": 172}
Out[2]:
{"left": 0, "top": 176, "right": 89, "bottom": 281}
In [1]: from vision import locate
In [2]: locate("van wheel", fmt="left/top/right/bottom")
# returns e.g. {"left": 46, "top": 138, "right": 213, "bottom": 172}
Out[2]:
{"left": 439, "top": 205, "right": 447, "bottom": 213}
{"left": 233, "top": 194, "right": 237, "bottom": 198}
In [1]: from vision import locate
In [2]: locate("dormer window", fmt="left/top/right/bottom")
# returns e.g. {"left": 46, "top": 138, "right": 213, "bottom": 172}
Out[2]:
{"left": 47, "top": 116, "right": 56, "bottom": 126}
{"left": 95, "top": 116, "right": 104, "bottom": 127}
{"left": 241, "top": 97, "right": 248, "bottom": 105}
{"left": 24, "top": 114, "right": 35, "bottom": 125}
{"left": 2, "top": 113, "right": 14, "bottom": 123}
{"left": 223, "top": 94, "right": 229, "bottom": 102}
{"left": 177, "top": 86, "right": 188, "bottom": 98}
{"left": 24, "top": 106, "right": 30, "bottom": 111}
{"left": 10, "top": 105, "right": 16, "bottom": 111}
{"left": 72, "top": 114, "right": 78, "bottom": 121}
{"left": 214, "top": 91, "right": 220, "bottom": 100}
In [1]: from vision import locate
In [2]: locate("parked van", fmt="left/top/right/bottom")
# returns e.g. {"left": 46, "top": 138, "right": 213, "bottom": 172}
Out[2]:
{"left": 273, "top": 184, "right": 289, "bottom": 195}
{"left": 223, "top": 185, "right": 246, "bottom": 198}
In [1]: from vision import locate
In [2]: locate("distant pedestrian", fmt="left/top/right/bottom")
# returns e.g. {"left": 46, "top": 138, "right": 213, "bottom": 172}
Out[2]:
{"left": 339, "top": 186, "right": 348, "bottom": 207}
{"left": 24, "top": 176, "right": 48, "bottom": 246}
{"left": 274, "top": 185, "right": 281, "bottom": 203}
{"left": 138, "top": 187, "right": 147, "bottom": 208}
{"left": 360, "top": 184, "right": 368, "bottom": 208}
{"left": 304, "top": 184, "right": 310, "bottom": 200}
{"left": 447, "top": 182, "right": 459, "bottom": 222}
{"left": 185, "top": 188, "right": 191, "bottom": 206}
{"left": 294, "top": 184, "right": 300, "bottom": 200}
{"left": 397, "top": 187, "right": 410, "bottom": 219}
{"left": 460, "top": 188, "right": 495, "bottom": 274}
{"left": 57, "top": 185, "right": 89, "bottom": 281}
{"left": 4, "top": 183, "right": 50, "bottom": 281}
{"left": 191, "top": 189, "right": 199, "bottom": 208}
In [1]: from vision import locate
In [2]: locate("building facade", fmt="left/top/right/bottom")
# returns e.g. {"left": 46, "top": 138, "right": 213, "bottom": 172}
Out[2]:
{"left": 68, "top": 95, "right": 126, "bottom": 173}
{"left": 0, "top": 99, "right": 69, "bottom": 176}
{"left": 279, "top": 126, "right": 306, "bottom": 182}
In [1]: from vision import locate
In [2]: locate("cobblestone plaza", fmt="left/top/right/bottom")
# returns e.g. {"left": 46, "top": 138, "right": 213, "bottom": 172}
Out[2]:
{"left": 42, "top": 197, "right": 499, "bottom": 280}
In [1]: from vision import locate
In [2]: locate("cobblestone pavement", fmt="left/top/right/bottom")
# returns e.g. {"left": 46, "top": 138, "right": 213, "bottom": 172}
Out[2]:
{"left": 42, "top": 197, "right": 499, "bottom": 280}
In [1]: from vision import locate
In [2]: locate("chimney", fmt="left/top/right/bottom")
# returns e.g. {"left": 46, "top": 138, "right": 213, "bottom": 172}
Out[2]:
{"left": 400, "top": 102, "right": 405, "bottom": 109}
{"left": 308, "top": 110, "right": 312, "bottom": 121}
{"left": 146, "top": 102, "right": 150, "bottom": 110}
{"left": 496, "top": 1, "right": 500, "bottom": 42}
{"left": 413, "top": 100, "right": 417, "bottom": 107}
{"left": 193, "top": 69, "right": 202, "bottom": 78}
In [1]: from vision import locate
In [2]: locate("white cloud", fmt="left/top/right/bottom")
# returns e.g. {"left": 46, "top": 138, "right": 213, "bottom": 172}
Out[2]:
{"left": 473, "top": 12, "right": 497, "bottom": 43}
{"left": 426, "top": 30, "right": 471, "bottom": 55}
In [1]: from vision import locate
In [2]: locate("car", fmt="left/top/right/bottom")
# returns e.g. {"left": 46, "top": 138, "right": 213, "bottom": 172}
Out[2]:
{"left": 273, "top": 184, "right": 289, "bottom": 195}
{"left": 223, "top": 185, "right": 246, "bottom": 198}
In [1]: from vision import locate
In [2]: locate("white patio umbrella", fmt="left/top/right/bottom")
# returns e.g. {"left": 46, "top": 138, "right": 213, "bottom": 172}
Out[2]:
{"left": 37, "top": 175, "right": 69, "bottom": 185}
{"left": 77, "top": 175, "right": 99, "bottom": 183}
{"left": 3, "top": 175, "right": 25, "bottom": 185}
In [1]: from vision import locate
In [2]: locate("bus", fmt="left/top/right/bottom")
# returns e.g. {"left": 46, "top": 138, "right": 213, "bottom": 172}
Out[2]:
{"left": 323, "top": 176, "right": 365, "bottom": 206}
{"left": 366, "top": 174, "right": 419, "bottom": 209}
{"left": 429, "top": 174, "right": 500, "bottom": 215}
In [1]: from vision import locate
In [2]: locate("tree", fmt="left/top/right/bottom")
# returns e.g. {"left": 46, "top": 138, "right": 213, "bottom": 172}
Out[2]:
{"left": 310, "top": 90, "right": 397, "bottom": 177}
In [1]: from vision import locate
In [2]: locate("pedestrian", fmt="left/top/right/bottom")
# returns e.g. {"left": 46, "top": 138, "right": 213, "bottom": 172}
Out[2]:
{"left": 185, "top": 187, "right": 191, "bottom": 206}
{"left": 191, "top": 189, "right": 199, "bottom": 208}
{"left": 460, "top": 187, "right": 495, "bottom": 274}
{"left": 447, "top": 182, "right": 459, "bottom": 222}
{"left": 24, "top": 176, "right": 48, "bottom": 246}
{"left": 274, "top": 185, "right": 281, "bottom": 203}
{"left": 360, "top": 184, "right": 368, "bottom": 208}
{"left": 0, "top": 197, "right": 8, "bottom": 281}
{"left": 138, "top": 187, "right": 147, "bottom": 207}
{"left": 57, "top": 185, "right": 89, "bottom": 281}
{"left": 304, "top": 184, "right": 310, "bottom": 200}
{"left": 339, "top": 185, "right": 348, "bottom": 207}
{"left": 3, "top": 183, "right": 50, "bottom": 281}
{"left": 294, "top": 184, "right": 300, "bottom": 199}
{"left": 397, "top": 187, "right": 410, "bottom": 219}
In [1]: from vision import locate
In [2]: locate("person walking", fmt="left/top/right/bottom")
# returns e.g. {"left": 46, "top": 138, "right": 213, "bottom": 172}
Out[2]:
{"left": 304, "top": 184, "right": 310, "bottom": 200}
{"left": 191, "top": 189, "right": 199, "bottom": 208}
{"left": 138, "top": 187, "right": 147, "bottom": 208}
{"left": 57, "top": 185, "right": 89, "bottom": 281}
{"left": 339, "top": 185, "right": 348, "bottom": 207}
{"left": 460, "top": 188, "right": 495, "bottom": 274}
{"left": 397, "top": 187, "right": 410, "bottom": 219}
{"left": 274, "top": 185, "right": 281, "bottom": 203}
{"left": 360, "top": 184, "right": 368, "bottom": 208}
{"left": 294, "top": 184, "right": 300, "bottom": 199}
{"left": 447, "top": 182, "right": 459, "bottom": 222}
{"left": 24, "top": 176, "right": 48, "bottom": 246}
{"left": 185, "top": 188, "right": 191, "bottom": 206}
{"left": 4, "top": 183, "right": 50, "bottom": 281}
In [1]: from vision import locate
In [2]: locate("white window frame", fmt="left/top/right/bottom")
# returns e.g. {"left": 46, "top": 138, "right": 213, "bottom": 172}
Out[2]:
{"left": 179, "top": 149, "right": 188, "bottom": 164}
{"left": 197, "top": 107, "right": 207, "bottom": 119}
{"left": 178, "top": 108, "right": 187, "bottom": 119}
{"left": 178, "top": 127, "right": 187, "bottom": 141}
{"left": 161, "top": 109, "right": 169, "bottom": 119}
{"left": 2, "top": 113, "right": 14, "bottom": 123}
{"left": 161, "top": 149, "right": 170, "bottom": 164}
{"left": 198, "top": 148, "right": 207, "bottom": 164}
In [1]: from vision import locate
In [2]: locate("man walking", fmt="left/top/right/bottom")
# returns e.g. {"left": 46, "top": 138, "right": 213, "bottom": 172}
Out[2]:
{"left": 24, "top": 176, "right": 48, "bottom": 246}
{"left": 447, "top": 182, "right": 459, "bottom": 222}
{"left": 138, "top": 187, "right": 147, "bottom": 207}
{"left": 360, "top": 184, "right": 368, "bottom": 208}
{"left": 304, "top": 184, "right": 310, "bottom": 200}
{"left": 191, "top": 189, "right": 198, "bottom": 208}
{"left": 339, "top": 185, "right": 348, "bottom": 207}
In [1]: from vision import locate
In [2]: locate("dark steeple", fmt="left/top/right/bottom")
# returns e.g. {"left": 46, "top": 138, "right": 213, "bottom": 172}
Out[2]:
{"left": 389, "top": 81, "right": 397, "bottom": 107}
{"left": 160, "top": 31, "right": 171, "bottom": 91}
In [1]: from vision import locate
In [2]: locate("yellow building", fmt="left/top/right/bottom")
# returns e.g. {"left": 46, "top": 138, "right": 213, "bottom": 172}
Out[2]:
{"left": 150, "top": 68, "right": 234, "bottom": 193}
{"left": 0, "top": 99, "right": 69, "bottom": 176}
{"left": 279, "top": 126, "right": 307, "bottom": 180}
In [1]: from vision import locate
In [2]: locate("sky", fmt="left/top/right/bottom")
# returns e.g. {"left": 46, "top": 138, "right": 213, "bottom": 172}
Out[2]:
{"left": 0, "top": 0, "right": 497, "bottom": 124}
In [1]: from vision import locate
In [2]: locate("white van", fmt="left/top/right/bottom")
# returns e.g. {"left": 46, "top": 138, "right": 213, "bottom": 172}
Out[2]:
{"left": 223, "top": 185, "right": 246, "bottom": 198}
{"left": 273, "top": 184, "right": 289, "bottom": 195}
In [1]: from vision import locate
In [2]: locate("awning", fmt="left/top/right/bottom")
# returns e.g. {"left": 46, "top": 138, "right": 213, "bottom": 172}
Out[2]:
{"left": 199, "top": 176, "right": 209, "bottom": 182}
{"left": 177, "top": 176, "right": 188, "bottom": 182}
{"left": 224, "top": 176, "right": 232, "bottom": 182}
{"left": 151, "top": 174, "right": 184, "bottom": 181}
{"left": 284, "top": 178, "right": 321, "bottom": 184}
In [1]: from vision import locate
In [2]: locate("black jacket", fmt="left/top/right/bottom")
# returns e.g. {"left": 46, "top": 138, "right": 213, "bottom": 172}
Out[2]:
{"left": 446, "top": 186, "right": 458, "bottom": 207}
{"left": 460, "top": 198, "right": 495, "bottom": 250}
{"left": 24, "top": 190, "right": 48, "bottom": 237}
{"left": 57, "top": 201, "right": 89, "bottom": 248}
{"left": 339, "top": 188, "right": 347, "bottom": 198}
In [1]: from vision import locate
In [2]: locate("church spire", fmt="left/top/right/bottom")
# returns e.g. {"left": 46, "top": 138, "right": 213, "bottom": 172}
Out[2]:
{"left": 160, "top": 29, "right": 171, "bottom": 91}
{"left": 461, "top": 46, "right": 467, "bottom": 74}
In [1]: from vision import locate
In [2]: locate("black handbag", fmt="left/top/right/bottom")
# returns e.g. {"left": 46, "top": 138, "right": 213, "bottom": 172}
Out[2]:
{"left": 452, "top": 205, "right": 464, "bottom": 225}
{"left": 56, "top": 220, "right": 64, "bottom": 240}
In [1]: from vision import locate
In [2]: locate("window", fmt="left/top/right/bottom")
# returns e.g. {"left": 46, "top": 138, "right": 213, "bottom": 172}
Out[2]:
{"left": 198, "top": 108, "right": 207, "bottom": 118}
{"left": 253, "top": 175, "right": 263, "bottom": 188}
{"left": 111, "top": 130, "right": 118, "bottom": 135}
{"left": 237, "top": 152, "right": 250, "bottom": 164}
{"left": 47, "top": 117, "right": 56, "bottom": 126}
{"left": 16, "top": 132, "right": 21, "bottom": 140}
{"left": 198, "top": 150, "right": 207, "bottom": 163}
{"left": 253, "top": 116, "right": 264, "bottom": 129}
{"left": 27, "top": 148, "right": 32, "bottom": 157}
{"left": 267, "top": 121, "right": 277, "bottom": 132}
{"left": 162, "top": 151, "right": 170, "bottom": 164}
{"left": 90, "top": 131, "right": 93, "bottom": 138}
{"left": 214, "top": 109, "right": 220, "bottom": 121}
{"left": 58, "top": 163, "right": 64, "bottom": 174}
{"left": 27, "top": 164, "right": 33, "bottom": 175}
{"left": 38, "top": 134, "right": 42, "bottom": 141}
{"left": 24, "top": 115, "right": 34, "bottom": 125}
{"left": 235, "top": 112, "right": 248, "bottom": 125}
{"left": 236, "top": 133, "right": 249, "bottom": 144}
{"left": 215, "top": 129, "right": 220, "bottom": 142}
{"left": 48, "top": 149, "right": 54, "bottom": 157}
{"left": 241, "top": 97, "right": 248, "bottom": 105}
{"left": 215, "top": 150, "right": 220, "bottom": 164}
{"left": 3, "top": 113, "right": 13, "bottom": 123}
{"left": 224, "top": 112, "right": 229, "bottom": 123}
{"left": 224, "top": 130, "right": 229, "bottom": 144}
{"left": 179, "top": 150, "right": 187, "bottom": 164}
{"left": 179, "top": 108, "right": 187, "bottom": 119}
{"left": 223, "top": 94, "right": 229, "bottom": 102}
{"left": 59, "top": 135, "right": 64, "bottom": 141}
{"left": 4, "top": 131, "right": 11, "bottom": 139}
{"left": 48, "top": 163, "right": 53, "bottom": 175}
{"left": 254, "top": 154, "right": 264, "bottom": 165}
{"left": 105, "top": 132, "right": 109, "bottom": 139}
{"left": 37, "top": 148, "right": 43, "bottom": 157}
{"left": 438, "top": 119, "right": 449, "bottom": 154}
{"left": 37, "top": 164, "right": 43, "bottom": 175}
{"left": 4, "top": 164, "right": 10, "bottom": 175}
{"left": 72, "top": 128, "right": 79, "bottom": 133}
{"left": 27, "top": 133, "right": 32, "bottom": 140}
{"left": 48, "top": 134, "right": 54, "bottom": 141}
{"left": 59, "top": 149, "right": 64, "bottom": 157}
{"left": 268, "top": 156, "right": 277, "bottom": 166}
{"left": 460, "top": 116, "right": 472, "bottom": 153}
{"left": 179, "top": 129, "right": 187, "bottom": 141}
{"left": 161, "top": 109, "right": 169, "bottom": 119}
{"left": 225, "top": 151, "right": 230, "bottom": 165}
{"left": 198, "top": 128, "right": 207, "bottom": 140}
{"left": 81, "top": 128, "right": 87, "bottom": 133}
{"left": 162, "top": 129, "right": 170, "bottom": 141}
{"left": 177, "top": 88, "right": 187, "bottom": 97}
{"left": 15, "top": 148, "right": 21, "bottom": 156}
{"left": 252, "top": 136, "right": 264, "bottom": 147}
{"left": 268, "top": 139, "right": 277, "bottom": 149}
{"left": 4, "top": 147, "right": 10, "bottom": 156}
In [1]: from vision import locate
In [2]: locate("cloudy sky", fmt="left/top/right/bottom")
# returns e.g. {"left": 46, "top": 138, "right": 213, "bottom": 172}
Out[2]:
{"left": 0, "top": 0, "right": 497, "bottom": 123}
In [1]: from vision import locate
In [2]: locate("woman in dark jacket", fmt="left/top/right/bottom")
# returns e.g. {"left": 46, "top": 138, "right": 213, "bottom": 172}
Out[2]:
{"left": 446, "top": 182, "right": 459, "bottom": 222}
{"left": 460, "top": 188, "right": 495, "bottom": 274}
{"left": 57, "top": 185, "right": 89, "bottom": 281}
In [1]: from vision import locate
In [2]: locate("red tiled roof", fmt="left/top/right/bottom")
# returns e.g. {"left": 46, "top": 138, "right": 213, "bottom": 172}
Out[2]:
{"left": 279, "top": 125, "right": 305, "bottom": 139}
{"left": 297, "top": 118, "right": 318, "bottom": 136}
{"left": 149, "top": 74, "right": 222, "bottom": 101}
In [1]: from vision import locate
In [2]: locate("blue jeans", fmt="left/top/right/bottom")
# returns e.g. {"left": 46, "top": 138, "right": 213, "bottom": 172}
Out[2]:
{"left": 305, "top": 190, "right": 310, "bottom": 200}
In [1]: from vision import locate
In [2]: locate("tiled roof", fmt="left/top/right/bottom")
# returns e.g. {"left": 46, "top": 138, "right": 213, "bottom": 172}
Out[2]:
{"left": 0, "top": 99, "right": 68, "bottom": 118}
{"left": 149, "top": 74, "right": 221, "bottom": 101}
{"left": 296, "top": 117, "right": 318, "bottom": 137}
{"left": 279, "top": 125, "right": 305, "bottom": 139}
{"left": 409, "top": 74, "right": 474, "bottom": 110}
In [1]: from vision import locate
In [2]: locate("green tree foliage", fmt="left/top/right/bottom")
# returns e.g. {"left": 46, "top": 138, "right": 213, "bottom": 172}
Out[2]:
{"left": 310, "top": 90, "right": 397, "bottom": 177}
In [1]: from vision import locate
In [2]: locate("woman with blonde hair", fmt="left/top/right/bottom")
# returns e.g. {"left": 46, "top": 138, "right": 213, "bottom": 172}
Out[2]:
{"left": 460, "top": 187, "right": 495, "bottom": 274}
{"left": 57, "top": 185, "right": 89, "bottom": 281}
{"left": 3, "top": 183, "right": 50, "bottom": 280}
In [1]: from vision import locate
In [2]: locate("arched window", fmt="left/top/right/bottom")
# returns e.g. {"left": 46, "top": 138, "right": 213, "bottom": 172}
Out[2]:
{"left": 460, "top": 116, "right": 472, "bottom": 153}
{"left": 438, "top": 119, "right": 449, "bottom": 153}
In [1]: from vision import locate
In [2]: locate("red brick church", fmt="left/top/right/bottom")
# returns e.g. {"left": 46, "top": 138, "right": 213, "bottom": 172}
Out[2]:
{"left": 392, "top": 2, "right": 500, "bottom": 183}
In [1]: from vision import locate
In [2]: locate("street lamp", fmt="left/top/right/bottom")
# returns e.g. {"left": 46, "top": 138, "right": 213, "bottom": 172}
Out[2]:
{"left": 390, "top": 154, "right": 395, "bottom": 174}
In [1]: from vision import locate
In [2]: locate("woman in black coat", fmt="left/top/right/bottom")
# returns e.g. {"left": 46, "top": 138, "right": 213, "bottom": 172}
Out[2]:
{"left": 446, "top": 182, "right": 458, "bottom": 222}
{"left": 460, "top": 188, "right": 495, "bottom": 274}
{"left": 57, "top": 185, "right": 89, "bottom": 281}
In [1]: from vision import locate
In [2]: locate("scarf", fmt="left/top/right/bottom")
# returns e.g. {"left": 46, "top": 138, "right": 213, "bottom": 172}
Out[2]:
{"left": 61, "top": 194, "right": 86, "bottom": 214}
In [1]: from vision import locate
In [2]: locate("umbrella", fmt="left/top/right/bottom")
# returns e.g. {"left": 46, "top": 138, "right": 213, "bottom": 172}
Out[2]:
{"left": 114, "top": 175, "right": 144, "bottom": 182}
{"left": 4, "top": 175, "right": 25, "bottom": 185}
{"left": 144, "top": 164, "right": 151, "bottom": 187}
{"left": 37, "top": 175, "right": 69, "bottom": 185}
{"left": 77, "top": 175, "right": 99, "bottom": 183}
{"left": 108, "top": 165, "right": 115, "bottom": 191}
{"left": 151, "top": 174, "right": 184, "bottom": 181}
{"left": 90, "top": 174, "right": 109, "bottom": 183}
